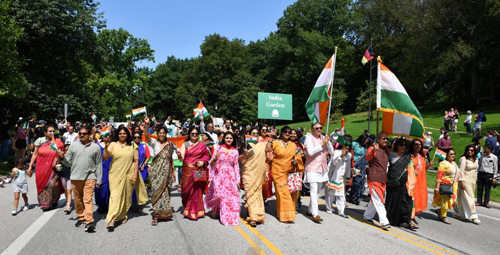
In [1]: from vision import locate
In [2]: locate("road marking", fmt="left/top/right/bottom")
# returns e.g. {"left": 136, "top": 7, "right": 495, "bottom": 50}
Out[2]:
{"left": 239, "top": 218, "right": 285, "bottom": 255}
{"left": 234, "top": 225, "right": 266, "bottom": 255}
{"left": 2, "top": 209, "right": 58, "bottom": 255}
{"left": 302, "top": 196, "right": 453, "bottom": 255}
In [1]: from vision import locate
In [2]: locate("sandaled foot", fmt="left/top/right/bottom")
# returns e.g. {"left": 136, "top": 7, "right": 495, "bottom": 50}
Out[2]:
{"left": 107, "top": 222, "right": 115, "bottom": 231}
{"left": 249, "top": 221, "right": 257, "bottom": 227}
{"left": 442, "top": 217, "right": 451, "bottom": 224}
{"left": 120, "top": 218, "right": 128, "bottom": 224}
{"left": 151, "top": 219, "right": 158, "bottom": 226}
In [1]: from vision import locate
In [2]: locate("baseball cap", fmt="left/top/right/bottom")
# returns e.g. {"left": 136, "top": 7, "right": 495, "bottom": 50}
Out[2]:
{"left": 297, "top": 127, "right": 304, "bottom": 132}
{"left": 39, "top": 120, "right": 47, "bottom": 124}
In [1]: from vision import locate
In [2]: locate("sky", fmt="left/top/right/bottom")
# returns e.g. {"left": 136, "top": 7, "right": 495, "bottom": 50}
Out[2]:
{"left": 97, "top": 0, "right": 298, "bottom": 69}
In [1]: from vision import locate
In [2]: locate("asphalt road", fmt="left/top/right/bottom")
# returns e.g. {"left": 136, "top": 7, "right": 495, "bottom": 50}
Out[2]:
{"left": 1, "top": 174, "right": 499, "bottom": 255}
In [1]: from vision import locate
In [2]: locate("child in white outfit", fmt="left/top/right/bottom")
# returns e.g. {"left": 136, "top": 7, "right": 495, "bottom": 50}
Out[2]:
{"left": 11, "top": 158, "right": 32, "bottom": 215}
{"left": 325, "top": 143, "right": 352, "bottom": 218}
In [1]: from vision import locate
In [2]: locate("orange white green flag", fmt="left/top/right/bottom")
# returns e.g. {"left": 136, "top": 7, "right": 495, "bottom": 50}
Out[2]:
{"left": 91, "top": 114, "right": 97, "bottom": 122}
{"left": 377, "top": 57, "right": 425, "bottom": 138}
{"left": 100, "top": 126, "right": 111, "bottom": 137}
{"left": 132, "top": 106, "right": 147, "bottom": 116}
{"left": 305, "top": 54, "right": 335, "bottom": 125}
{"left": 193, "top": 102, "right": 210, "bottom": 122}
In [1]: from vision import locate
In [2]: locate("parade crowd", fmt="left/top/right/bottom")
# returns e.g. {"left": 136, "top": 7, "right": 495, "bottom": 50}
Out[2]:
{"left": 0, "top": 112, "right": 499, "bottom": 233}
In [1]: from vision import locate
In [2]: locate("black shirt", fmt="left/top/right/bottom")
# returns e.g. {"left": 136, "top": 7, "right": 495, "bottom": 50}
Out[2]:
{"left": 28, "top": 121, "right": 36, "bottom": 138}
{"left": 35, "top": 126, "right": 45, "bottom": 138}
{"left": 0, "top": 124, "right": 9, "bottom": 140}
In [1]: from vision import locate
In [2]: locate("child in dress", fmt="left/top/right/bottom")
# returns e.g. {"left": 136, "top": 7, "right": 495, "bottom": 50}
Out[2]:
{"left": 11, "top": 158, "right": 32, "bottom": 215}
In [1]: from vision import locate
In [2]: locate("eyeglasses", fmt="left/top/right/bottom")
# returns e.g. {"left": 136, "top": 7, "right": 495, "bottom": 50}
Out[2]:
{"left": 133, "top": 136, "right": 141, "bottom": 139}
{"left": 314, "top": 127, "right": 323, "bottom": 130}
{"left": 190, "top": 133, "right": 199, "bottom": 136}
{"left": 79, "top": 132, "right": 89, "bottom": 136}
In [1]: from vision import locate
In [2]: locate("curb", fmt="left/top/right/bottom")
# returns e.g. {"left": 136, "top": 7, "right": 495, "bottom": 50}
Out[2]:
{"left": 427, "top": 188, "right": 500, "bottom": 209}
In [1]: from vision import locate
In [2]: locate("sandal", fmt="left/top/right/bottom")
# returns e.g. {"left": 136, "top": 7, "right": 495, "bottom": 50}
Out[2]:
{"left": 411, "top": 221, "right": 419, "bottom": 229}
{"left": 121, "top": 218, "right": 128, "bottom": 224}
{"left": 107, "top": 222, "right": 115, "bottom": 231}
{"left": 249, "top": 221, "right": 257, "bottom": 228}
{"left": 151, "top": 219, "right": 158, "bottom": 226}
{"left": 442, "top": 217, "right": 451, "bottom": 224}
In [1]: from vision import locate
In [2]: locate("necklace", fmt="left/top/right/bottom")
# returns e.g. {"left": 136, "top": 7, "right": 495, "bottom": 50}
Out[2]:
{"left": 118, "top": 141, "right": 127, "bottom": 148}
{"left": 281, "top": 140, "right": 289, "bottom": 148}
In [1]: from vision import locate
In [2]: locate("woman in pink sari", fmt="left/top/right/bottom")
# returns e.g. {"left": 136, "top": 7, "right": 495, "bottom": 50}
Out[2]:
{"left": 27, "top": 125, "right": 64, "bottom": 210}
{"left": 177, "top": 126, "right": 210, "bottom": 220}
{"left": 205, "top": 132, "right": 241, "bottom": 226}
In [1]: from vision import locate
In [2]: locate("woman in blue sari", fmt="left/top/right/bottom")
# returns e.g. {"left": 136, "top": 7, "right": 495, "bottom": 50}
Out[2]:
{"left": 95, "top": 135, "right": 112, "bottom": 213}
{"left": 132, "top": 131, "right": 150, "bottom": 211}
{"left": 348, "top": 134, "right": 370, "bottom": 205}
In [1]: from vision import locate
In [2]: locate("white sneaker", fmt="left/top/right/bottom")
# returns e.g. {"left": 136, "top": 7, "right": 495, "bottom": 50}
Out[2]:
{"left": 5, "top": 178, "right": 11, "bottom": 183}
{"left": 12, "top": 209, "right": 17, "bottom": 215}
{"left": 0, "top": 181, "right": 4, "bottom": 188}
{"left": 23, "top": 205, "right": 29, "bottom": 211}
{"left": 326, "top": 210, "right": 333, "bottom": 214}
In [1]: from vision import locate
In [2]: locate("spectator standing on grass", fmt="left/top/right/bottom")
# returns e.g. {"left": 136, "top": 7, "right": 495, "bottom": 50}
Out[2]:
{"left": 448, "top": 109, "right": 455, "bottom": 131}
{"left": 475, "top": 110, "right": 484, "bottom": 136}
{"left": 443, "top": 111, "right": 450, "bottom": 131}
{"left": 437, "top": 132, "right": 452, "bottom": 154}
{"left": 476, "top": 144, "right": 498, "bottom": 209}
{"left": 464, "top": 111, "right": 472, "bottom": 134}
{"left": 485, "top": 130, "right": 497, "bottom": 148}
{"left": 423, "top": 131, "right": 434, "bottom": 163}
{"left": 0, "top": 118, "right": 11, "bottom": 164}
{"left": 453, "top": 109, "right": 460, "bottom": 132}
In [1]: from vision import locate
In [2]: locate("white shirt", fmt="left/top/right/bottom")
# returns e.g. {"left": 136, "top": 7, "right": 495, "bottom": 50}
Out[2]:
{"left": 62, "top": 132, "right": 78, "bottom": 145}
{"left": 465, "top": 114, "right": 472, "bottom": 123}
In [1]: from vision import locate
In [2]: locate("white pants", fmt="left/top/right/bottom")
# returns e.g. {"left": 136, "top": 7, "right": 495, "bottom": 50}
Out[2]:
{"left": 325, "top": 187, "right": 346, "bottom": 215}
{"left": 308, "top": 182, "right": 324, "bottom": 217}
{"left": 363, "top": 187, "right": 389, "bottom": 225}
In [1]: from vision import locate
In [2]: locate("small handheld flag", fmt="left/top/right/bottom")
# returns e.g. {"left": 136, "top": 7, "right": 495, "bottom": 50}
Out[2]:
{"left": 193, "top": 102, "right": 210, "bottom": 121}
{"left": 126, "top": 114, "right": 131, "bottom": 120}
{"left": 151, "top": 116, "right": 156, "bottom": 123}
{"left": 91, "top": 114, "right": 97, "bottom": 122}
{"left": 245, "top": 135, "right": 257, "bottom": 144}
{"left": 100, "top": 126, "right": 111, "bottom": 137}
{"left": 435, "top": 149, "right": 447, "bottom": 161}
{"left": 132, "top": 106, "right": 147, "bottom": 116}
{"left": 49, "top": 138, "right": 58, "bottom": 152}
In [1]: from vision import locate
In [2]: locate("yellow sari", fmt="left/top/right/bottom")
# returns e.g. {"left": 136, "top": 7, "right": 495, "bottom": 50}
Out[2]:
{"left": 242, "top": 142, "right": 268, "bottom": 223}
{"left": 270, "top": 140, "right": 297, "bottom": 222}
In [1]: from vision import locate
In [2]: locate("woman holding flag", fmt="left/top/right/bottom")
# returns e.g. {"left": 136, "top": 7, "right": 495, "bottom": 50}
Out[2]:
{"left": 177, "top": 126, "right": 210, "bottom": 220}
{"left": 28, "top": 125, "right": 64, "bottom": 211}
{"left": 241, "top": 128, "right": 268, "bottom": 227}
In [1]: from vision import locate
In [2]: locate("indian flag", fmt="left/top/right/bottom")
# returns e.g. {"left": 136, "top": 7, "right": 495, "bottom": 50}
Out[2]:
{"left": 132, "top": 106, "right": 147, "bottom": 116}
{"left": 151, "top": 116, "right": 156, "bottom": 123}
{"left": 126, "top": 114, "right": 131, "bottom": 120}
{"left": 172, "top": 120, "right": 180, "bottom": 125}
{"left": 377, "top": 57, "right": 425, "bottom": 138}
{"left": 101, "top": 126, "right": 111, "bottom": 137}
{"left": 336, "top": 117, "right": 345, "bottom": 146}
{"left": 193, "top": 102, "right": 210, "bottom": 121}
{"left": 204, "top": 140, "right": 215, "bottom": 146}
{"left": 167, "top": 136, "right": 187, "bottom": 151}
{"left": 49, "top": 138, "right": 58, "bottom": 152}
{"left": 245, "top": 135, "right": 257, "bottom": 144}
{"left": 217, "top": 135, "right": 223, "bottom": 144}
{"left": 91, "top": 114, "right": 97, "bottom": 122}
{"left": 305, "top": 54, "right": 335, "bottom": 125}
{"left": 435, "top": 149, "right": 447, "bottom": 160}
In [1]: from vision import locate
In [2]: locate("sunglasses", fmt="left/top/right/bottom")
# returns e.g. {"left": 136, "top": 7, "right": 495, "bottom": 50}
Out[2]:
{"left": 314, "top": 127, "right": 323, "bottom": 130}
{"left": 283, "top": 131, "right": 290, "bottom": 134}
{"left": 79, "top": 132, "right": 89, "bottom": 136}
{"left": 251, "top": 132, "right": 258, "bottom": 135}
{"left": 380, "top": 137, "right": 388, "bottom": 140}
{"left": 190, "top": 133, "right": 199, "bottom": 136}
{"left": 261, "top": 129, "right": 268, "bottom": 132}
{"left": 468, "top": 149, "right": 475, "bottom": 152}
{"left": 133, "top": 136, "right": 141, "bottom": 139}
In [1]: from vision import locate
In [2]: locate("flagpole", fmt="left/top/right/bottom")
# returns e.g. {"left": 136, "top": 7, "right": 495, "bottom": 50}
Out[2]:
{"left": 368, "top": 38, "right": 373, "bottom": 134}
{"left": 376, "top": 55, "right": 380, "bottom": 135}
{"left": 325, "top": 47, "right": 337, "bottom": 134}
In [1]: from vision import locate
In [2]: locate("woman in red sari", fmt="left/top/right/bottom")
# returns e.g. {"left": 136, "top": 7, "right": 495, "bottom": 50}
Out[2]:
{"left": 177, "top": 126, "right": 210, "bottom": 220}
{"left": 28, "top": 125, "right": 64, "bottom": 211}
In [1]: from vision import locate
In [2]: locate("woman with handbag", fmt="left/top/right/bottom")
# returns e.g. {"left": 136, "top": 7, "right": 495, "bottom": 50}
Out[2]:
{"left": 265, "top": 126, "right": 299, "bottom": 223}
{"left": 241, "top": 128, "right": 268, "bottom": 227}
{"left": 289, "top": 129, "right": 305, "bottom": 212}
{"left": 348, "top": 134, "right": 370, "bottom": 205}
{"left": 144, "top": 117, "right": 176, "bottom": 226}
{"left": 103, "top": 126, "right": 140, "bottom": 231}
{"left": 385, "top": 138, "right": 417, "bottom": 230}
{"left": 325, "top": 138, "right": 352, "bottom": 218}
{"left": 432, "top": 148, "right": 459, "bottom": 224}
{"left": 453, "top": 145, "right": 480, "bottom": 224}
{"left": 177, "top": 126, "right": 210, "bottom": 220}
{"left": 204, "top": 132, "right": 241, "bottom": 226}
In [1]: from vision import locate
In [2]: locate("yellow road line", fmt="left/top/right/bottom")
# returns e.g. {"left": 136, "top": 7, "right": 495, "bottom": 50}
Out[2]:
{"left": 234, "top": 225, "right": 266, "bottom": 255}
{"left": 239, "top": 218, "right": 285, "bottom": 255}
{"left": 301, "top": 196, "right": 451, "bottom": 255}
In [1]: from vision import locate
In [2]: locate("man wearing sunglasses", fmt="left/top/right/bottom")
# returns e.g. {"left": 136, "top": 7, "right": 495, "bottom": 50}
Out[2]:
{"left": 58, "top": 126, "right": 103, "bottom": 232}
{"left": 363, "top": 132, "right": 391, "bottom": 230}
{"left": 304, "top": 122, "right": 332, "bottom": 223}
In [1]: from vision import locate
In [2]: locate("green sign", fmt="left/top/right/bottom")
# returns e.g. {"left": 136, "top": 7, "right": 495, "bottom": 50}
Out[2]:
{"left": 258, "top": 92, "right": 293, "bottom": 120}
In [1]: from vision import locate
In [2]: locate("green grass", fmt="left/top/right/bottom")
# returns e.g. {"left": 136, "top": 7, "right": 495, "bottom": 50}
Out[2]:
{"left": 0, "top": 155, "right": 16, "bottom": 177}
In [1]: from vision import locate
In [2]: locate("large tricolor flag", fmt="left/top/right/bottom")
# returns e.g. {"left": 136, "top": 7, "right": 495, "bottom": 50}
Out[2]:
{"left": 377, "top": 58, "right": 425, "bottom": 138}
{"left": 305, "top": 55, "right": 335, "bottom": 125}
{"left": 193, "top": 102, "right": 210, "bottom": 121}
{"left": 361, "top": 43, "right": 374, "bottom": 65}
{"left": 132, "top": 106, "right": 147, "bottom": 116}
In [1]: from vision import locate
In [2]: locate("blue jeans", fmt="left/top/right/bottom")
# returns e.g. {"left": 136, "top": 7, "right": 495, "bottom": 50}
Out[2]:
{"left": 465, "top": 122, "right": 471, "bottom": 133}
{"left": 0, "top": 139, "right": 9, "bottom": 160}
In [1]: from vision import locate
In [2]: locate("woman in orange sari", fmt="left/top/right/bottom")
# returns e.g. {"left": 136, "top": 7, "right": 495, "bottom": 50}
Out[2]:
{"left": 409, "top": 139, "right": 433, "bottom": 223}
{"left": 177, "top": 126, "right": 210, "bottom": 220}
{"left": 265, "top": 126, "right": 300, "bottom": 223}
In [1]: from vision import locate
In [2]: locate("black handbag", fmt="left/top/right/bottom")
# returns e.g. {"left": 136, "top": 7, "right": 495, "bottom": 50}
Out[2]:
{"left": 439, "top": 164, "right": 458, "bottom": 195}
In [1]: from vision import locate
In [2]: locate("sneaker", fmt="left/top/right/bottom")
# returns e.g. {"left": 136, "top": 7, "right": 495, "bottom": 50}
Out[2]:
{"left": 363, "top": 217, "right": 373, "bottom": 224}
{"left": 85, "top": 223, "right": 96, "bottom": 232}
{"left": 12, "top": 209, "right": 17, "bottom": 216}
{"left": 23, "top": 204, "right": 29, "bottom": 211}
{"left": 0, "top": 181, "right": 4, "bottom": 188}
{"left": 326, "top": 210, "right": 333, "bottom": 214}
{"left": 339, "top": 214, "right": 348, "bottom": 218}
{"left": 5, "top": 178, "right": 11, "bottom": 183}
{"left": 380, "top": 223, "right": 391, "bottom": 230}
{"left": 75, "top": 220, "right": 85, "bottom": 227}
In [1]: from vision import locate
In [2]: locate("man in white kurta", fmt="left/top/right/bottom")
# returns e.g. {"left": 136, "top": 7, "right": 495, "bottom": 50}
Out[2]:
{"left": 304, "top": 122, "right": 332, "bottom": 223}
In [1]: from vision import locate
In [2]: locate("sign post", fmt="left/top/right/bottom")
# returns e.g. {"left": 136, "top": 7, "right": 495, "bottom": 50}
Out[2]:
{"left": 258, "top": 93, "right": 293, "bottom": 121}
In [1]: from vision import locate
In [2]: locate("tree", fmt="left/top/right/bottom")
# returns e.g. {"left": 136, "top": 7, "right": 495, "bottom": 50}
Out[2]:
{"left": 95, "top": 28, "right": 155, "bottom": 117}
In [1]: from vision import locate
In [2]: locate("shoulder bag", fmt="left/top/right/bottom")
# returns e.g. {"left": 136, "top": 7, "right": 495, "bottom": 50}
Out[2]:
{"left": 438, "top": 163, "right": 457, "bottom": 195}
